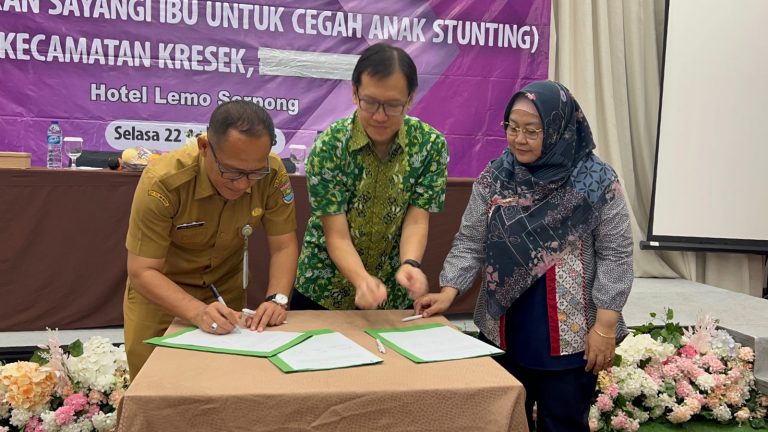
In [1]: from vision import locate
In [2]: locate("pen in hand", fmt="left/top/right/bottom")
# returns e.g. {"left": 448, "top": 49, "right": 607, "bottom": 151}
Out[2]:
{"left": 209, "top": 284, "right": 227, "bottom": 307}
{"left": 208, "top": 284, "right": 240, "bottom": 332}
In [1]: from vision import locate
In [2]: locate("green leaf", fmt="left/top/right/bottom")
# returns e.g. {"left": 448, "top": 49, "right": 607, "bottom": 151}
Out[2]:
{"left": 666, "top": 308, "right": 674, "bottom": 321}
{"left": 29, "top": 348, "right": 49, "bottom": 365}
{"left": 750, "top": 418, "right": 766, "bottom": 429}
{"left": 650, "top": 312, "right": 657, "bottom": 319}
{"left": 68, "top": 339, "right": 84, "bottom": 357}
{"left": 614, "top": 354, "right": 623, "bottom": 367}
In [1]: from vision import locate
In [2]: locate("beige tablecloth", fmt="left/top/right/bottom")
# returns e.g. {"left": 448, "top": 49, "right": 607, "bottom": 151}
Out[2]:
{"left": 118, "top": 310, "right": 527, "bottom": 432}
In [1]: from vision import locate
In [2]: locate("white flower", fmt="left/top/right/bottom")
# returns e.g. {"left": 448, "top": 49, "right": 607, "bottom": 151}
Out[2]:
{"left": 710, "top": 330, "right": 736, "bottom": 358}
{"left": 611, "top": 366, "right": 659, "bottom": 399}
{"left": 9, "top": 407, "right": 33, "bottom": 427}
{"left": 40, "top": 410, "right": 60, "bottom": 432}
{"left": 66, "top": 337, "right": 128, "bottom": 392}
{"left": 92, "top": 411, "right": 117, "bottom": 432}
{"left": 712, "top": 405, "right": 733, "bottom": 422}
{"left": 616, "top": 334, "right": 675, "bottom": 367}
{"left": 695, "top": 373, "right": 716, "bottom": 391}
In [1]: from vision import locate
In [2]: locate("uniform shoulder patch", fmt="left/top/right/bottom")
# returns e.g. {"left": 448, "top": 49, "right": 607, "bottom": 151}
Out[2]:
{"left": 148, "top": 190, "right": 170, "bottom": 207}
{"left": 279, "top": 178, "right": 294, "bottom": 204}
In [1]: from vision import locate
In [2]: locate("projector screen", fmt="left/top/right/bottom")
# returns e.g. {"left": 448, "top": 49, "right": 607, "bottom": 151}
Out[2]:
{"left": 645, "top": 0, "right": 768, "bottom": 253}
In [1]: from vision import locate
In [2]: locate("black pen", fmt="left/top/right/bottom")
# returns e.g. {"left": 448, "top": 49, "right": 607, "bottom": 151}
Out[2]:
{"left": 209, "top": 284, "right": 227, "bottom": 307}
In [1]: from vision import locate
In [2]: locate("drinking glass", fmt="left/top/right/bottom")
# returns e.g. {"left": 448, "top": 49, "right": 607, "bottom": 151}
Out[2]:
{"left": 63, "top": 137, "right": 83, "bottom": 169}
{"left": 288, "top": 144, "right": 307, "bottom": 174}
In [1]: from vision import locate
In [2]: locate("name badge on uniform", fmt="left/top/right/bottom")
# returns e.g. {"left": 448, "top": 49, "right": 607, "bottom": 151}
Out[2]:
{"left": 176, "top": 221, "right": 205, "bottom": 230}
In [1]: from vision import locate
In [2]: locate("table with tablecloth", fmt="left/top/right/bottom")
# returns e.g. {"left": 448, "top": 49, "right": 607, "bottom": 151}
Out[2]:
{"left": 117, "top": 310, "right": 527, "bottom": 432}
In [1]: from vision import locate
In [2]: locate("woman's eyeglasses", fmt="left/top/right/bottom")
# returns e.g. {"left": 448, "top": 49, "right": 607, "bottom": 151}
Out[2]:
{"left": 501, "top": 121, "right": 543, "bottom": 140}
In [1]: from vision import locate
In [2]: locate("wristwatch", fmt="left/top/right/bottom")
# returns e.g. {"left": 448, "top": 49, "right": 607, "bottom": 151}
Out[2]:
{"left": 401, "top": 259, "right": 421, "bottom": 269}
{"left": 265, "top": 293, "right": 289, "bottom": 308}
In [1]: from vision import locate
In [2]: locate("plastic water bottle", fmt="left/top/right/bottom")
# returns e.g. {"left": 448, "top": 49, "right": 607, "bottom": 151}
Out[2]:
{"left": 46, "top": 121, "right": 62, "bottom": 169}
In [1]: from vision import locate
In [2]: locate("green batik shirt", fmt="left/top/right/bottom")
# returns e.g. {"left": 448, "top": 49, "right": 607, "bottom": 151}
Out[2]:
{"left": 295, "top": 113, "right": 449, "bottom": 310}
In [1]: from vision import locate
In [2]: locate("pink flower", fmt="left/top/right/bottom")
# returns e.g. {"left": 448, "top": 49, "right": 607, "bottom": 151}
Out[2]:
{"left": 88, "top": 389, "right": 107, "bottom": 405}
{"left": 661, "top": 361, "right": 681, "bottom": 380}
{"left": 109, "top": 388, "right": 125, "bottom": 407}
{"left": 64, "top": 392, "right": 88, "bottom": 412}
{"left": 644, "top": 365, "right": 663, "bottom": 385}
{"left": 700, "top": 353, "right": 725, "bottom": 373}
{"left": 738, "top": 347, "right": 755, "bottom": 362}
{"left": 667, "top": 405, "right": 692, "bottom": 423}
{"left": 679, "top": 344, "right": 698, "bottom": 358}
{"left": 85, "top": 404, "right": 101, "bottom": 419}
{"left": 758, "top": 394, "right": 768, "bottom": 407}
{"left": 54, "top": 405, "right": 76, "bottom": 426}
{"left": 596, "top": 394, "right": 613, "bottom": 412}
{"left": 675, "top": 380, "right": 693, "bottom": 398}
{"left": 735, "top": 407, "right": 751, "bottom": 424}
{"left": 607, "top": 383, "right": 620, "bottom": 398}
{"left": 610, "top": 412, "right": 630, "bottom": 430}
{"left": 683, "top": 397, "right": 702, "bottom": 415}
{"left": 725, "top": 386, "right": 744, "bottom": 405}
{"left": 691, "top": 393, "right": 706, "bottom": 407}
{"left": 24, "top": 416, "right": 44, "bottom": 432}
{"left": 727, "top": 368, "right": 742, "bottom": 382}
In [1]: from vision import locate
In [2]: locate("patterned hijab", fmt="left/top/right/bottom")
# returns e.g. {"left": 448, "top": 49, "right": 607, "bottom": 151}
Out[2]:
{"left": 483, "top": 80, "right": 620, "bottom": 319}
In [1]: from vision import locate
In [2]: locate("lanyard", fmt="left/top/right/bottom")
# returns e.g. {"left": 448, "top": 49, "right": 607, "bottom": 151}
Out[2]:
{"left": 241, "top": 224, "right": 253, "bottom": 290}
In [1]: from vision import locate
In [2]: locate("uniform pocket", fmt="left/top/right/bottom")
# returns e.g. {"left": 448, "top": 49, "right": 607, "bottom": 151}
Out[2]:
{"left": 171, "top": 225, "right": 209, "bottom": 246}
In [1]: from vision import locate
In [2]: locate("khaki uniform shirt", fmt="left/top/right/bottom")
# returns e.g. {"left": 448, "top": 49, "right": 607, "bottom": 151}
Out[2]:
{"left": 126, "top": 146, "right": 296, "bottom": 292}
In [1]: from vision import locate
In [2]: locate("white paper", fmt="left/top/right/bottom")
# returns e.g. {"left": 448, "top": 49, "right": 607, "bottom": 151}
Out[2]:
{"left": 378, "top": 326, "right": 503, "bottom": 362}
{"left": 164, "top": 329, "right": 305, "bottom": 353}
{"left": 275, "top": 332, "right": 382, "bottom": 370}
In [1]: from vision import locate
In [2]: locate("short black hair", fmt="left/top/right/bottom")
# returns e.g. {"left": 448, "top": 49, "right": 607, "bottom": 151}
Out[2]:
{"left": 208, "top": 100, "right": 276, "bottom": 147}
{"left": 351, "top": 43, "right": 418, "bottom": 96}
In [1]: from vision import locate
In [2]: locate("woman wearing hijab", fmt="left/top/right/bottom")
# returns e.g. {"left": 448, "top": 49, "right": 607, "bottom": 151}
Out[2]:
{"left": 414, "top": 80, "right": 633, "bottom": 431}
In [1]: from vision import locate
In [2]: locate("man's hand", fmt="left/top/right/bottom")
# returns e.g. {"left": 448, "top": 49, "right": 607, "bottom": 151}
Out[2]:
{"left": 396, "top": 265, "right": 429, "bottom": 300}
{"left": 413, "top": 287, "right": 459, "bottom": 317}
{"left": 354, "top": 276, "right": 388, "bottom": 309}
{"left": 193, "top": 302, "right": 240, "bottom": 334}
{"left": 244, "top": 301, "right": 287, "bottom": 332}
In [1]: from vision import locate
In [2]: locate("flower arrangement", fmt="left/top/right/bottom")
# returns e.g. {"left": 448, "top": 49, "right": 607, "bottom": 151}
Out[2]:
{"left": 0, "top": 331, "right": 128, "bottom": 432}
{"left": 590, "top": 309, "right": 768, "bottom": 431}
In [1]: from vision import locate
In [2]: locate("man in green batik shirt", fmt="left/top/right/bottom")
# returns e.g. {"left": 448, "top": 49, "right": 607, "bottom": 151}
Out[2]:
{"left": 292, "top": 43, "right": 449, "bottom": 310}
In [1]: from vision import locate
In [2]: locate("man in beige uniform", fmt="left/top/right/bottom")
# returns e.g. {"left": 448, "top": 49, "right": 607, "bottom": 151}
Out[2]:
{"left": 124, "top": 101, "right": 298, "bottom": 376}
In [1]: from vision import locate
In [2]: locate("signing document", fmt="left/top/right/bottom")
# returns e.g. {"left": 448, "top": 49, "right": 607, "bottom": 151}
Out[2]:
{"left": 269, "top": 329, "right": 383, "bottom": 373}
{"left": 367, "top": 323, "right": 504, "bottom": 363}
{"left": 146, "top": 327, "right": 310, "bottom": 357}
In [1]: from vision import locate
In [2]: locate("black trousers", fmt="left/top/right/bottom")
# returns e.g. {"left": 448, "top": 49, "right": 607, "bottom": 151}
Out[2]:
{"left": 480, "top": 335, "right": 597, "bottom": 432}
{"left": 289, "top": 290, "right": 327, "bottom": 310}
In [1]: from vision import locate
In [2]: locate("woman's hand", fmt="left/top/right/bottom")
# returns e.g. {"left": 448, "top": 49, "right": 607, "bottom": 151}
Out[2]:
{"left": 584, "top": 326, "right": 616, "bottom": 374}
{"left": 413, "top": 287, "right": 459, "bottom": 317}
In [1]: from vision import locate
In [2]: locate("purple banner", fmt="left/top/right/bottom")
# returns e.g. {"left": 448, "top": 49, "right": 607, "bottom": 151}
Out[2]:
{"left": 0, "top": 0, "right": 550, "bottom": 177}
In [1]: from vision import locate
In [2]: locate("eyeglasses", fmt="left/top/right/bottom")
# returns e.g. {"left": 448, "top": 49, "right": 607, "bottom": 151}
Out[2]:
{"left": 207, "top": 140, "right": 271, "bottom": 180}
{"left": 501, "top": 121, "right": 543, "bottom": 140}
{"left": 356, "top": 94, "right": 408, "bottom": 116}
